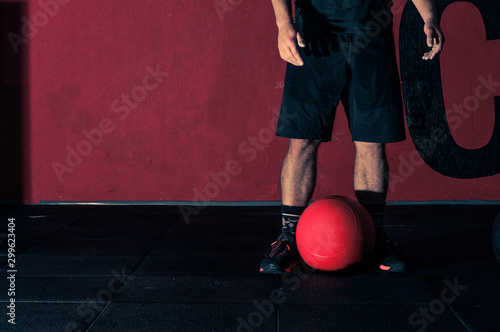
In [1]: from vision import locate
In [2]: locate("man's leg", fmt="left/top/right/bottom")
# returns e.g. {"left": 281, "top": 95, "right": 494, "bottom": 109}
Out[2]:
{"left": 353, "top": 141, "right": 406, "bottom": 272}
{"left": 280, "top": 138, "right": 321, "bottom": 235}
{"left": 260, "top": 138, "right": 321, "bottom": 274}
{"left": 281, "top": 138, "right": 322, "bottom": 207}
{"left": 353, "top": 141, "right": 388, "bottom": 207}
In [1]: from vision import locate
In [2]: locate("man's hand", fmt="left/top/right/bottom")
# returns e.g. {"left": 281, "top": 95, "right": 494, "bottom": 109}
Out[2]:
{"left": 422, "top": 18, "right": 445, "bottom": 60}
{"left": 277, "top": 23, "right": 306, "bottom": 66}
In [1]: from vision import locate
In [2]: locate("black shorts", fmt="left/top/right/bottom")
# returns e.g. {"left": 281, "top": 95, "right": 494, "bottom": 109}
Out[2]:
{"left": 276, "top": 10, "right": 406, "bottom": 143}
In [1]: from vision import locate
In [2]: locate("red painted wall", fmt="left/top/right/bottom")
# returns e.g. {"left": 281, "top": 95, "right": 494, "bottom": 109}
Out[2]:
{"left": 3, "top": 0, "right": 499, "bottom": 203}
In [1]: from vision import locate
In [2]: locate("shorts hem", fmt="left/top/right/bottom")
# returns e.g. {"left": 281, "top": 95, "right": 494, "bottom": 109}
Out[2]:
{"left": 276, "top": 131, "right": 406, "bottom": 144}
{"left": 351, "top": 135, "right": 407, "bottom": 144}
{"left": 275, "top": 131, "right": 331, "bottom": 142}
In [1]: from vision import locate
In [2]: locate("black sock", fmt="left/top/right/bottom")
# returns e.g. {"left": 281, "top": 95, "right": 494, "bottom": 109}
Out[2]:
{"left": 281, "top": 205, "right": 306, "bottom": 237}
{"left": 364, "top": 203, "right": 386, "bottom": 236}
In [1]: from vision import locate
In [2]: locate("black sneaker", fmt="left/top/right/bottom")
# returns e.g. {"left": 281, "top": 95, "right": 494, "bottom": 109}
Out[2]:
{"left": 260, "top": 233, "right": 300, "bottom": 274}
{"left": 373, "top": 231, "right": 407, "bottom": 272}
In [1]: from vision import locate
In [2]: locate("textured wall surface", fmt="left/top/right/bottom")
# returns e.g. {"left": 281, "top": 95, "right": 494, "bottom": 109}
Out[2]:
{"left": 1, "top": 0, "right": 499, "bottom": 203}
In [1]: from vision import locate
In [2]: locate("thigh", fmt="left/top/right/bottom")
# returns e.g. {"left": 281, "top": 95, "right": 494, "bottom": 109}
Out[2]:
{"left": 276, "top": 14, "right": 350, "bottom": 141}
{"left": 346, "top": 32, "right": 406, "bottom": 143}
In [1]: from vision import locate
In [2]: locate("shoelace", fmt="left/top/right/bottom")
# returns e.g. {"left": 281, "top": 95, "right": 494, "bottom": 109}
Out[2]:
{"left": 265, "top": 239, "right": 291, "bottom": 258}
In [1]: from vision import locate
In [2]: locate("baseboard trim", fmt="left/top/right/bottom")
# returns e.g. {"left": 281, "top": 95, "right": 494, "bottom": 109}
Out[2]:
{"left": 20, "top": 199, "right": 500, "bottom": 206}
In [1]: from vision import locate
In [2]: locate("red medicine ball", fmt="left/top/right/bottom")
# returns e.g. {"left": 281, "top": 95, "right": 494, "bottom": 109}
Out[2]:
{"left": 296, "top": 196, "right": 376, "bottom": 272}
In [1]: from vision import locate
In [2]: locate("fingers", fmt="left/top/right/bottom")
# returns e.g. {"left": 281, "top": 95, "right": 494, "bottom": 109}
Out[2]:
{"left": 278, "top": 28, "right": 305, "bottom": 66}
{"left": 422, "top": 49, "right": 435, "bottom": 60}
{"left": 279, "top": 44, "right": 304, "bottom": 66}
{"left": 289, "top": 31, "right": 305, "bottom": 66}
{"left": 427, "top": 36, "right": 434, "bottom": 48}
{"left": 422, "top": 38, "right": 442, "bottom": 60}
{"left": 283, "top": 45, "right": 304, "bottom": 66}
{"left": 297, "top": 30, "right": 306, "bottom": 48}
{"left": 435, "top": 28, "right": 445, "bottom": 47}
{"left": 422, "top": 26, "right": 445, "bottom": 61}
{"left": 290, "top": 46, "right": 304, "bottom": 66}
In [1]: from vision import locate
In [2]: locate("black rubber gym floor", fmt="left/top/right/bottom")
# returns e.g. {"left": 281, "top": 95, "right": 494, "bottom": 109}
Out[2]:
{"left": 0, "top": 203, "right": 499, "bottom": 331}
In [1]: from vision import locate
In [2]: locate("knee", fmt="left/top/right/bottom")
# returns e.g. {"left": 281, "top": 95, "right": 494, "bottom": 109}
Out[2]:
{"left": 354, "top": 142, "right": 385, "bottom": 159}
{"left": 287, "top": 139, "right": 321, "bottom": 158}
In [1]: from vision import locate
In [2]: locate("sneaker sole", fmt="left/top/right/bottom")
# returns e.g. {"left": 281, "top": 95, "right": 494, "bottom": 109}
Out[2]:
{"left": 379, "top": 263, "right": 408, "bottom": 273}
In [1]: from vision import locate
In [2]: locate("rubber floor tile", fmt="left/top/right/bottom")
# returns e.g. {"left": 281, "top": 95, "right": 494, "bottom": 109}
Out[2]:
{"left": 87, "top": 302, "right": 276, "bottom": 332}
{"left": 421, "top": 275, "right": 500, "bottom": 305}
{"left": 0, "top": 255, "right": 142, "bottom": 277}
{"left": 1, "top": 214, "right": 83, "bottom": 228}
{"left": 0, "top": 225, "right": 62, "bottom": 256}
{"left": 2, "top": 302, "right": 103, "bottom": 332}
{"left": 132, "top": 255, "right": 263, "bottom": 276}
{"left": 148, "top": 237, "right": 270, "bottom": 256}
{"left": 114, "top": 275, "right": 275, "bottom": 304}
{"left": 278, "top": 303, "right": 468, "bottom": 332}
{"left": 0, "top": 276, "right": 131, "bottom": 303}
{"left": 450, "top": 303, "right": 500, "bottom": 332}
{"left": 69, "top": 214, "right": 177, "bottom": 228}
{"left": 21, "top": 238, "right": 157, "bottom": 256}
{"left": 277, "top": 274, "right": 435, "bottom": 304}
{"left": 51, "top": 226, "right": 163, "bottom": 240}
